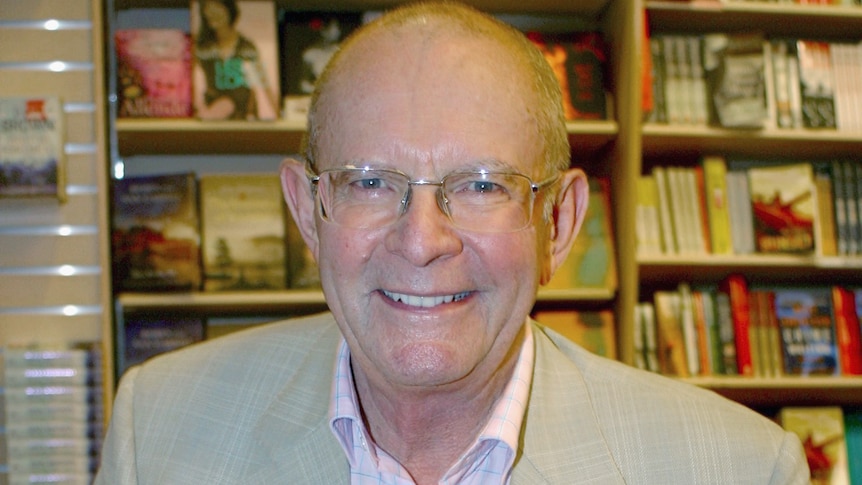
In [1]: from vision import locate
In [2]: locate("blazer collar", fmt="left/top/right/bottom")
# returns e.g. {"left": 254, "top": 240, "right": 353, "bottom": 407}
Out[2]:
{"left": 248, "top": 319, "right": 624, "bottom": 484}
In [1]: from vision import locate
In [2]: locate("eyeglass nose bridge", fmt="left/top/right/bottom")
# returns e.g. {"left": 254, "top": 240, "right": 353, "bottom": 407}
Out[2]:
{"left": 400, "top": 180, "right": 452, "bottom": 220}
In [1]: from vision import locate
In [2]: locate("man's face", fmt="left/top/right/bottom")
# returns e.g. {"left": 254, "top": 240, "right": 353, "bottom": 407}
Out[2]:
{"left": 312, "top": 29, "right": 552, "bottom": 391}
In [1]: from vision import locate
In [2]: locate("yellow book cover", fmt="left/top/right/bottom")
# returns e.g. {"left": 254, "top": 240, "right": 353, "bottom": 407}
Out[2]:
{"left": 701, "top": 156, "right": 734, "bottom": 255}
{"left": 635, "top": 174, "right": 663, "bottom": 256}
{"left": 653, "top": 290, "right": 690, "bottom": 377}
{"left": 534, "top": 309, "right": 616, "bottom": 359}
{"left": 780, "top": 407, "right": 848, "bottom": 485}
{"left": 544, "top": 178, "right": 617, "bottom": 292}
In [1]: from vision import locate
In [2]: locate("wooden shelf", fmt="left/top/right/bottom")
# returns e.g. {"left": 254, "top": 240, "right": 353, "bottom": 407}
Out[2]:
{"left": 646, "top": 1, "right": 862, "bottom": 39}
{"left": 683, "top": 376, "right": 862, "bottom": 407}
{"left": 638, "top": 254, "right": 862, "bottom": 286}
{"left": 641, "top": 124, "right": 862, "bottom": 159}
{"left": 116, "top": 118, "right": 618, "bottom": 157}
{"left": 116, "top": 0, "right": 613, "bottom": 16}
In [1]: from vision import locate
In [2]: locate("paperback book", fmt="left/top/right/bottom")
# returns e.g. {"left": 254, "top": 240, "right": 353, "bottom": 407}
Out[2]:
{"left": 190, "top": 0, "right": 281, "bottom": 120}
{"left": 115, "top": 29, "right": 193, "bottom": 118}
{"left": 746, "top": 162, "right": 816, "bottom": 254}
{"left": 0, "top": 96, "right": 66, "bottom": 201}
{"left": 111, "top": 173, "right": 201, "bottom": 292}
{"left": 773, "top": 288, "right": 839, "bottom": 376}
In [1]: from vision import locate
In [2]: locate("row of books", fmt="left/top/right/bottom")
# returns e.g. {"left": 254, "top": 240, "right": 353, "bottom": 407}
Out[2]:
{"left": 778, "top": 406, "right": 862, "bottom": 485}
{"left": 636, "top": 157, "right": 862, "bottom": 257}
{"left": 116, "top": 1, "right": 609, "bottom": 122}
{"left": 634, "top": 275, "right": 862, "bottom": 378}
{"left": 111, "top": 171, "right": 319, "bottom": 293}
{"left": 112, "top": 171, "right": 617, "bottom": 295}
{"left": 0, "top": 344, "right": 103, "bottom": 484}
{"left": 645, "top": 32, "right": 862, "bottom": 132}
{"left": 722, "top": 0, "right": 862, "bottom": 5}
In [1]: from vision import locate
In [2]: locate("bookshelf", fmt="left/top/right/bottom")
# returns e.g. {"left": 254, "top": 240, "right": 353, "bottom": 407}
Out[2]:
{"left": 104, "top": 0, "right": 862, "bottom": 410}
{"left": 639, "top": 0, "right": 862, "bottom": 408}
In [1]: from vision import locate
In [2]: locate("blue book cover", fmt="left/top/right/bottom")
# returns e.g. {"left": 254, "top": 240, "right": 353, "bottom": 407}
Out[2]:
{"left": 773, "top": 288, "right": 839, "bottom": 376}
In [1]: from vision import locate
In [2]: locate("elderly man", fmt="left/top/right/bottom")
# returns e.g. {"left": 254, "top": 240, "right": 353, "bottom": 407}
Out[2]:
{"left": 95, "top": 2, "right": 809, "bottom": 484}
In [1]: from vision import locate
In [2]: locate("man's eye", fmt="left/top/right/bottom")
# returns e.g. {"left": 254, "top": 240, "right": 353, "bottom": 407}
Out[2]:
{"left": 469, "top": 180, "right": 502, "bottom": 193}
{"left": 354, "top": 177, "right": 385, "bottom": 190}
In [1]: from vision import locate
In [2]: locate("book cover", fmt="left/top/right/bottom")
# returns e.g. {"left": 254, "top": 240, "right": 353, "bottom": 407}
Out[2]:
{"left": 653, "top": 290, "right": 689, "bottom": 377}
{"left": 635, "top": 174, "right": 663, "bottom": 256}
{"left": 780, "top": 407, "right": 849, "bottom": 485}
{"left": 797, "top": 40, "right": 837, "bottom": 129}
{"left": 278, "top": 11, "right": 361, "bottom": 122}
{"left": 773, "top": 287, "right": 839, "bottom": 376}
{"left": 120, "top": 315, "right": 204, "bottom": 374}
{"left": 719, "top": 274, "right": 753, "bottom": 376}
{"left": 747, "top": 162, "right": 816, "bottom": 254}
{"left": 190, "top": 0, "right": 281, "bottom": 120}
{"left": 702, "top": 32, "right": 767, "bottom": 129}
{"left": 115, "top": 29, "right": 193, "bottom": 118}
{"left": 831, "top": 286, "right": 862, "bottom": 375}
{"left": 529, "top": 31, "right": 608, "bottom": 121}
{"left": 111, "top": 172, "right": 201, "bottom": 292}
{"left": 544, "top": 178, "right": 617, "bottom": 292}
{"left": 0, "top": 96, "right": 66, "bottom": 201}
{"left": 846, "top": 409, "right": 862, "bottom": 485}
{"left": 534, "top": 309, "right": 616, "bottom": 359}
{"left": 701, "top": 156, "right": 734, "bottom": 255}
{"left": 199, "top": 173, "right": 286, "bottom": 291}
{"left": 285, "top": 208, "right": 320, "bottom": 289}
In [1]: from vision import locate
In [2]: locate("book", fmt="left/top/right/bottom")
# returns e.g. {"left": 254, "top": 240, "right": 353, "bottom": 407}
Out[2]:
{"left": 773, "top": 287, "right": 839, "bottom": 376}
{"left": 199, "top": 173, "right": 286, "bottom": 291}
{"left": 701, "top": 156, "right": 734, "bottom": 255}
{"left": 846, "top": 409, "right": 862, "bottom": 485}
{"left": 190, "top": 0, "right": 281, "bottom": 120}
{"left": 769, "top": 39, "right": 795, "bottom": 129}
{"left": 529, "top": 31, "right": 608, "bottom": 121}
{"left": 677, "top": 283, "right": 701, "bottom": 376}
{"left": 746, "top": 162, "right": 816, "bottom": 254}
{"left": 720, "top": 274, "right": 753, "bottom": 376}
{"left": 0, "top": 96, "right": 66, "bottom": 201}
{"left": 725, "top": 169, "right": 756, "bottom": 255}
{"left": 635, "top": 174, "right": 663, "bottom": 256}
{"left": 652, "top": 165, "right": 678, "bottom": 254}
{"left": 831, "top": 286, "right": 862, "bottom": 375}
{"left": 115, "top": 29, "right": 193, "bottom": 118}
{"left": 647, "top": 35, "right": 668, "bottom": 124}
{"left": 779, "top": 407, "right": 849, "bottom": 485}
{"left": 119, "top": 314, "right": 204, "bottom": 374}
{"left": 545, "top": 178, "right": 617, "bottom": 292}
{"left": 714, "top": 290, "right": 738, "bottom": 375}
{"left": 796, "top": 40, "right": 837, "bottom": 129}
{"left": 111, "top": 172, "right": 201, "bottom": 292}
{"left": 278, "top": 11, "right": 361, "bottom": 122}
{"left": 812, "top": 162, "right": 838, "bottom": 257}
{"left": 653, "top": 290, "right": 689, "bottom": 377}
{"left": 702, "top": 32, "right": 767, "bottom": 129}
{"left": 534, "top": 309, "right": 617, "bottom": 359}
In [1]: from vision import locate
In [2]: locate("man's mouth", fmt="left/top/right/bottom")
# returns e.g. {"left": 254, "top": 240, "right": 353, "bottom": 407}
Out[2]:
{"left": 381, "top": 290, "right": 471, "bottom": 308}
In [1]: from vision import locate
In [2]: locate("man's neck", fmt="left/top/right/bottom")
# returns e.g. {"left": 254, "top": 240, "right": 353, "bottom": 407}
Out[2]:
{"left": 350, "top": 326, "right": 527, "bottom": 484}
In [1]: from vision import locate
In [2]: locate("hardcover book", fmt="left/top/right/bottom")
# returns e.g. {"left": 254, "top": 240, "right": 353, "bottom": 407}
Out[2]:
{"left": 702, "top": 33, "right": 767, "bottom": 129}
{"left": 773, "top": 287, "right": 839, "bottom": 376}
{"left": 796, "top": 40, "right": 837, "bottom": 129}
{"left": 199, "top": 173, "right": 286, "bottom": 291}
{"left": 534, "top": 309, "right": 617, "bottom": 359}
{"left": 746, "top": 162, "right": 816, "bottom": 254}
{"left": 115, "top": 29, "right": 193, "bottom": 118}
{"left": 120, "top": 315, "right": 205, "bottom": 374}
{"left": 0, "top": 96, "right": 66, "bottom": 201}
{"left": 780, "top": 407, "right": 849, "bottom": 485}
{"left": 528, "top": 31, "right": 608, "bottom": 120}
{"left": 544, "top": 178, "right": 616, "bottom": 292}
{"left": 701, "top": 156, "right": 734, "bottom": 255}
{"left": 279, "top": 11, "right": 361, "bottom": 122}
{"left": 190, "top": 0, "right": 281, "bottom": 120}
{"left": 111, "top": 172, "right": 201, "bottom": 292}
{"left": 719, "top": 274, "right": 753, "bottom": 376}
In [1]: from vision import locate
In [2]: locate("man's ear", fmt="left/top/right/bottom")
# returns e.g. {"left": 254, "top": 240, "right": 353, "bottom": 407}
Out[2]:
{"left": 280, "top": 157, "right": 320, "bottom": 260}
{"left": 540, "top": 168, "right": 589, "bottom": 285}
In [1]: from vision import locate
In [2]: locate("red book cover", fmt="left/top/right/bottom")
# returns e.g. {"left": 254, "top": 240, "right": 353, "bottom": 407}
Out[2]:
{"left": 833, "top": 286, "right": 862, "bottom": 375}
{"left": 720, "top": 274, "right": 753, "bottom": 376}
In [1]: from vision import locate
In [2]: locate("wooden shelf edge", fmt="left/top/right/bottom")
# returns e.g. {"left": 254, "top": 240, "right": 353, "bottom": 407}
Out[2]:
{"left": 642, "top": 124, "right": 862, "bottom": 143}
{"left": 682, "top": 375, "right": 862, "bottom": 407}
{"left": 647, "top": 0, "right": 862, "bottom": 19}
{"left": 637, "top": 254, "right": 862, "bottom": 269}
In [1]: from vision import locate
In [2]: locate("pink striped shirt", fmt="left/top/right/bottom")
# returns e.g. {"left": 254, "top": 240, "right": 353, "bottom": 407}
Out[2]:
{"left": 329, "top": 324, "right": 534, "bottom": 485}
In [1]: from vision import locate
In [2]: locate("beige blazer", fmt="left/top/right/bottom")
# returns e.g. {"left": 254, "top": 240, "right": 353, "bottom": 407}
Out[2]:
{"left": 95, "top": 312, "right": 809, "bottom": 484}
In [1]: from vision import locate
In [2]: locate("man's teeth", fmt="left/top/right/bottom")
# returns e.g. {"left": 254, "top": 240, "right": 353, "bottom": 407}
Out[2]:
{"left": 383, "top": 290, "right": 469, "bottom": 308}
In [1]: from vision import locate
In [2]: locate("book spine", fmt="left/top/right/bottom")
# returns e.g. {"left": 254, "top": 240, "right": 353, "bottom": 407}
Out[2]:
{"left": 832, "top": 286, "right": 862, "bottom": 375}
{"left": 652, "top": 166, "right": 678, "bottom": 254}
{"left": 702, "top": 156, "right": 734, "bottom": 255}
{"left": 722, "top": 274, "right": 754, "bottom": 376}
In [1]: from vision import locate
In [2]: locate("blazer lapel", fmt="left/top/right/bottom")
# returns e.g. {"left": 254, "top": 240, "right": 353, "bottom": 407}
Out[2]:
{"left": 248, "top": 320, "right": 349, "bottom": 483}
{"left": 512, "top": 324, "right": 625, "bottom": 484}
